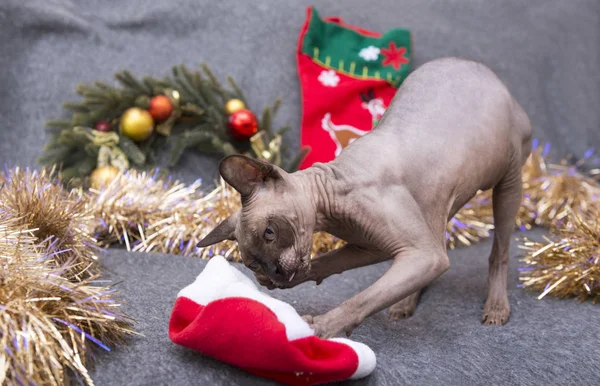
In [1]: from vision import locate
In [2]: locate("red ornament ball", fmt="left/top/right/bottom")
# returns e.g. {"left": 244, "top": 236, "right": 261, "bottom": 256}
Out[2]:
{"left": 94, "top": 121, "right": 112, "bottom": 132}
{"left": 228, "top": 109, "right": 258, "bottom": 140}
{"left": 148, "top": 95, "right": 174, "bottom": 121}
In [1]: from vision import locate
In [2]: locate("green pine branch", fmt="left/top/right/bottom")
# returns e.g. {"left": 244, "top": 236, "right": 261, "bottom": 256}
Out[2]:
{"left": 41, "top": 63, "right": 307, "bottom": 187}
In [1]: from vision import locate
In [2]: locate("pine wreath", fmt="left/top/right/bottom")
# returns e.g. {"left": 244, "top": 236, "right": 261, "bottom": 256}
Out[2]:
{"left": 40, "top": 63, "right": 309, "bottom": 187}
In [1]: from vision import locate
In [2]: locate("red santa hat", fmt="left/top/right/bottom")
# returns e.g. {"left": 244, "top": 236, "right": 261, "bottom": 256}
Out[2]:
{"left": 169, "top": 255, "right": 376, "bottom": 385}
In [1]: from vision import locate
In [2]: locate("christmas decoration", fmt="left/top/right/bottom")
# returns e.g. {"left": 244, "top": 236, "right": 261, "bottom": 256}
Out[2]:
{"left": 318, "top": 69, "right": 341, "bottom": 87}
{"left": 224, "top": 98, "right": 246, "bottom": 115}
{"left": 445, "top": 149, "right": 543, "bottom": 249}
{"left": 358, "top": 45, "right": 381, "bottom": 61}
{"left": 84, "top": 139, "right": 600, "bottom": 303}
{"left": 445, "top": 190, "right": 495, "bottom": 250}
{"left": 94, "top": 120, "right": 112, "bottom": 132}
{"left": 22, "top": 137, "right": 600, "bottom": 307}
{"left": 530, "top": 159, "right": 600, "bottom": 228}
{"left": 520, "top": 211, "right": 600, "bottom": 302}
{"left": 296, "top": 7, "right": 411, "bottom": 169}
{"left": 1, "top": 142, "right": 594, "bottom": 386}
{"left": 88, "top": 169, "right": 206, "bottom": 253}
{"left": 120, "top": 107, "right": 155, "bottom": 142}
{"left": 381, "top": 41, "right": 410, "bottom": 70}
{"left": 86, "top": 171, "right": 346, "bottom": 261}
{"left": 169, "top": 256, "right": 376, "bottom": 385}
{"left": 90, "top": 164, "right": 121, "bottom": 189}
{"left": 0, "top": 168, "right": 100, "bottom": 280}
{"left": 0, "top": 234, "right": 134, "bottom": 385}
{"left": 0, "top": 179, "right": 133, "bottom": 385}
{"left": 148, "top": 95, "right": 174, "bottom": 121}
{"left": 80, "top": 145, "right": 537, "bottom": 261}
{"left": 228, "top": 108, "right": 259, "bottom": 140}
{"left": 41, "top": 63, "right": 306, "bottom": 186}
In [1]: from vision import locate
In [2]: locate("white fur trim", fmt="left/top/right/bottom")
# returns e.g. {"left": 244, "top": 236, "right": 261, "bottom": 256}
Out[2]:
{"left": 329, "top": 338, "right": 377, "bottom": 379}
{"left": 178, "top": 255, "right": 314, "bottom": 341}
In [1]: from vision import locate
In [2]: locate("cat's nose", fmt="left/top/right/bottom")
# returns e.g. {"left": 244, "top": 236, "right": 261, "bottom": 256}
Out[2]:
{"left": 264, "top": 261, "right": 277, "bottom": 277}
{"left": 264, "top": 261, "right": 284, "bottom": 281}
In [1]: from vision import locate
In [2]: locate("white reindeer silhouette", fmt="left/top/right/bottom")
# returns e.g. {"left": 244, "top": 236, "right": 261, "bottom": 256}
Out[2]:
{"left": 321, "top": 90, "right": 386, "bottom": 157}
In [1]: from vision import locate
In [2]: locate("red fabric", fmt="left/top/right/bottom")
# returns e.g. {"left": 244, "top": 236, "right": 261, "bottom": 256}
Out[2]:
{"left": 169, "top": 296, "right": 359, "bottom": 386}
{"left": 297, "top": 8, "right": 397, "bottom": 169}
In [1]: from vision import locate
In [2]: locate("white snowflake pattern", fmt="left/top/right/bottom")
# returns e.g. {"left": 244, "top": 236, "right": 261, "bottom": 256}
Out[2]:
{"left": 359, "top": 45, "right": 380, "bottom": 61}
{"left": 318, "top": 69, "right": 340, "bottom": 87}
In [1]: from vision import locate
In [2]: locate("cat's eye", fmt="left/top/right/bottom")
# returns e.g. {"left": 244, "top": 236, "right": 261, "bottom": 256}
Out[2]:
{"left": 263, "top": 226, "right": 275, "bottom": 242}
{"left": 248, "top": 261, "right": 260, "bottom": 271}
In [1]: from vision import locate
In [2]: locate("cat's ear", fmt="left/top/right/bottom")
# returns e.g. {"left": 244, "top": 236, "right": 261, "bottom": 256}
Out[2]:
{"left": 196, "top": 211, "right": 239, "bottom": 247}
{"left": 219, "top": 155, "right": 284, "bottom": 196}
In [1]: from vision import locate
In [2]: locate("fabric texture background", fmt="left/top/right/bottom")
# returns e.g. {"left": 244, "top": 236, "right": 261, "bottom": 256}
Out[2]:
{"left": 0, "top": 0, "right": 599, "bottom": 385}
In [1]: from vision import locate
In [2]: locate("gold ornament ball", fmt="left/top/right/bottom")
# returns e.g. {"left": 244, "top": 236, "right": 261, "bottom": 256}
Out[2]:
{"left": 90, "top": 165, "right": 120, "bottom": 190}
{"left": 225, "top": 99, "right": 246, "bottom": 115}
{"left": 120, "top": 107, "right": 154, "bottom": 142}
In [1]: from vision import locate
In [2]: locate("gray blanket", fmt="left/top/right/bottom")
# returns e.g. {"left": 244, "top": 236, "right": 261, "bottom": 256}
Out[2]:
{"left": 1, "top": 0, "right": 599, "bottom": 385}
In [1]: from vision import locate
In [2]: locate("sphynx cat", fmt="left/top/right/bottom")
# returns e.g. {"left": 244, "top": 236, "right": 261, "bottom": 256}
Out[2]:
{"left": 198, "top": 57, "right": 532, "bottom": 338}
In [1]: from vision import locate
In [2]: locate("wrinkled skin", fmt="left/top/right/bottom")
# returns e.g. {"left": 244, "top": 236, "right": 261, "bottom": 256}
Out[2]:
{"left": 196, "top": 156, "right": 317, "bottom": 286}
{"left": 198, "top": 57, "right": 532, "bottom": 338}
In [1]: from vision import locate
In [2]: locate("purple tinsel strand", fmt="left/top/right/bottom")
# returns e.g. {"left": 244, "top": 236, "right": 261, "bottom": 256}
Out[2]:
{"left": 53, "top": 318, "right": 111, "bottom": 352}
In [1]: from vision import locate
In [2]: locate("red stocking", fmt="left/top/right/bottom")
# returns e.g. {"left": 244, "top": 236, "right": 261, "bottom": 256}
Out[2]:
{"left": 296, "top": 6, "right": 412, "bottom": 169}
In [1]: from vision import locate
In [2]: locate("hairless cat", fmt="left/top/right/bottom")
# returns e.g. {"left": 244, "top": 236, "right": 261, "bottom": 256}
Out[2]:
{"left": 198, "top": 57, "right": 532, "bottom": 338}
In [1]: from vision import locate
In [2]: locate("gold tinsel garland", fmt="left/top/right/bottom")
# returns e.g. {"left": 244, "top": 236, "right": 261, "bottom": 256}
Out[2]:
{"left": 86, "top": 142, "right": 600, "bottom": 302}
{"left": 0, "top": 174, "right": 134, "bottom": 385}
{"left": 520, "top": 211, "right": 600, "bottom": 303}
{"left": 0, "top": 168, "right": 100, "bottom": 281}
{"left": 88, "top": 175, "right": 347, "bottom": 260}
{"left": 532, "top": 162, "right": 600, "bottom": 227}
{"left": 516, "top": 145, "right": 600, "bottom": 301}
{"left": 1, "top": 141, "right": 599, "bottom": 384}
{"left": 89, "top": 145, "right": 547, "bottom": 261}
{"left": 88, "top": 169, "right": 206, "bottom": 254}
